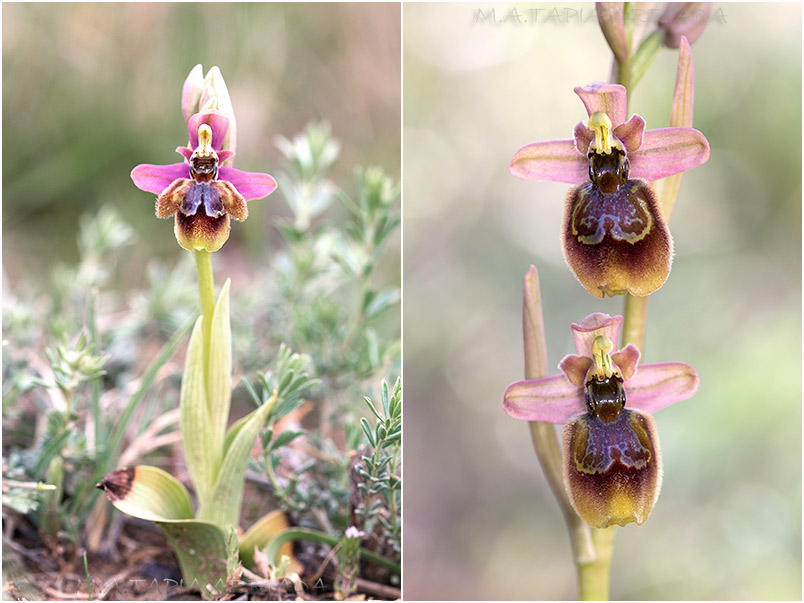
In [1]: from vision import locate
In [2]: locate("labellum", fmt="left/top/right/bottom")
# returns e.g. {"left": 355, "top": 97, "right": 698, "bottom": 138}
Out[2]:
{"left": 562, "top": 336, "right": 663, "bottom": 528}
{"left": 562, "top": 112, "right": 672, "bottom": 298}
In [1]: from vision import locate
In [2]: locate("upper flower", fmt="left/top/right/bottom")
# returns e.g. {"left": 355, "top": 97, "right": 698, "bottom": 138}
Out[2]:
{"left": 510, "top": 78, "right": 709, "bottom": 298}
{"left": 131, "top": 109, "right": 276, "bottom": 252}
{"left": 510, "top": 81, "right": 710, "bottom": 185}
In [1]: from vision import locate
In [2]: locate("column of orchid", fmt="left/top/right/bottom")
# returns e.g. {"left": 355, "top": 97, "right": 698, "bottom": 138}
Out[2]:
{"left": 503, "top": 3, "right": 712, "bottom": 600}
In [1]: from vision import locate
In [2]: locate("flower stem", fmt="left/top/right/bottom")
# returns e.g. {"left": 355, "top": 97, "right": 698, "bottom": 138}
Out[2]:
{"left": 622, "top": 294, "right": 648, "bottom": 350}
{"left": 194, "top": 249, "right": 215, "bottom": 379}
{"left": 578, "top": 528, "right": 616, "bottom": 600}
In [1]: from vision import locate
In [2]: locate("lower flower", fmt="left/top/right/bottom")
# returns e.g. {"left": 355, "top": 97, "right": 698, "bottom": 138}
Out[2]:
{"left": 503, "top": 313, "right": 699, "bottom": 528}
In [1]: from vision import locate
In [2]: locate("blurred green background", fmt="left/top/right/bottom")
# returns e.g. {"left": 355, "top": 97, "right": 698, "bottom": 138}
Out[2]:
{"left": 403, "top": 2, "right": 801, "bottom": 600}
{"left": 3, "top": 2, "right": 400, "bottom": 285}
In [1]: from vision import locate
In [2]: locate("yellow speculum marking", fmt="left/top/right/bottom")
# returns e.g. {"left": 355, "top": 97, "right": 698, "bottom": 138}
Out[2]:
{"left": 591, "top": 335, "right": 616, "bottom": 379}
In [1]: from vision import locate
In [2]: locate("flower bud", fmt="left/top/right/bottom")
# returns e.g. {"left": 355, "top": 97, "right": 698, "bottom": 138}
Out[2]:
{"left": 596, "top": 3, "right": 629, "bottom": 63}
{"left": 658, "top": 2, "right": 713, "bottom": 49}
{"left": 181, "top": 64, "right": 205, "bottom": 125}
{"left": 181, "top": 65, "right": 237, "bottom": 156}
{"left": 200, "top": 66, "right": 237, "bottom": 154}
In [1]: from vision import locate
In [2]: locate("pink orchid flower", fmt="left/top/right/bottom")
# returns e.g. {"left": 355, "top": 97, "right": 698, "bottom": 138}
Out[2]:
{"left": 130, "top": 110, "right": 276, "bottom": 252}
{"left": 510, "top": 81, "right": 709, "bottom": 185}
{"left": 503, "top": 312, "right": 699, "bottom": 528}
{"left": 510, "top": 81, "right": 709, "bottom": 298}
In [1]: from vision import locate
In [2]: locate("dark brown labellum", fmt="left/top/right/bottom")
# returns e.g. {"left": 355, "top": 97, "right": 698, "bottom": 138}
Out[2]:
{"left": 562, "top": 148, "right": 672, "bottom": 298}
{"left": 563, "top": 394, "right": 662, "bottom": 527}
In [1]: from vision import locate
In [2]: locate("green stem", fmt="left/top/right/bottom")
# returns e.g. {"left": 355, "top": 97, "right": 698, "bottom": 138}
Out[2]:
{"left": 616, "top": 58, "right": 633, "bottom": 94}
{"left": 622, "top": 294, "right": 648, "bottom": 350}
{"left": 83, "top": 551, "right": 93, "bottom": 602}
{"left": 194, "top": 249, "right": 216, "bottom": 380}
{"left": 578, "top": 528, "right": 616, "bottom": 600}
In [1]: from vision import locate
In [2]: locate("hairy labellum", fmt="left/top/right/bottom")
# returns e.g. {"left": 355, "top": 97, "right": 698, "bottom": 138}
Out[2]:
{"left": 562, "top": 147, "right": 672, "bottom": 298}
{"left": 563, "top": 374, "right": 662, "bottom": 528}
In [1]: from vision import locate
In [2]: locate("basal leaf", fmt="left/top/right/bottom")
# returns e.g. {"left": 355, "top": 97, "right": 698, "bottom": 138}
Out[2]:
{"left": 96, "top": 465, "right": 193, "bottom": 521}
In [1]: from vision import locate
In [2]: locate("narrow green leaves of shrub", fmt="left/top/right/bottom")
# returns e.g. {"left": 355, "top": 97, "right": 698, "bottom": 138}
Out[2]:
{"left": 258, "top": 344, "right": 319, "bottom": 421}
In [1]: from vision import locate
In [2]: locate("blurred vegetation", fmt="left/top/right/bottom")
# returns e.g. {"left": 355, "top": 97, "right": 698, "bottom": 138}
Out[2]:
{"left": 403, "top": 2, "right": 800, "bottom": 600}
{"left": 3, "top": 3, "right": 400, "bottom": 599}
{"left": 3, "top": 2, "right": 400, "bottom": 280}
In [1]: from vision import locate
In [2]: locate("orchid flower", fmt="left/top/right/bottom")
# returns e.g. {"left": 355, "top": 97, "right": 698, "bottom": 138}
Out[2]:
{"left": 503, "top": 312, "right": 699, "bottom": 528}
{"left": 659, "top": 3, "right": 713, "bottom": 49}
{"left": 131, "top": 110, "right": 276, "bottom": 252}
{"left": 510, "top": 81, "right": 709, "bottom": 298}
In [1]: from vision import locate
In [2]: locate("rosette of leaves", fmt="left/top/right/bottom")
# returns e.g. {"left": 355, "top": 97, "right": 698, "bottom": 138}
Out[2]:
{"left": 98, "top": 282, "right": 316, "bottom": 598}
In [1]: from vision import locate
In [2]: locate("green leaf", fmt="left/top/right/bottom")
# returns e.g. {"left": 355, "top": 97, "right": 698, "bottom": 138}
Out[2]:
{"left": 363, "top": 396, "right": 384, "bottom": 422}
{"left": 631, "top": 30, "right": 664, "bottom": 90}
{"left": 271, "top": 430, "right": 305, "bottom": 450}
{"left": 157, "top": 520, "right": 230, "bottom": 600}
{"left": 180, "top": 318, "right": 216, "bottom": 505}
{"left": 360, "top": 418, "right": 375, "bottom": 447}
{"left": 365, "top": 287, "right": 400, "bottom": 318}
{"left": 96, "top": 465, "right": 193, "bottom": 521}
{"left": 207, "top": 280, "right": 232, "bottom": 457}
{"left": 198, "top": 395, "right": 278, "bottom": 527}
{"left": 223, "top": 412, "right": 251, "bottom": 457}
{"left": 381, "top": 380, "right": 391, "bottom": 416}
{"left": 98, "top": 465, "right": 230, "bottom": 599}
